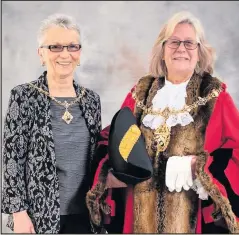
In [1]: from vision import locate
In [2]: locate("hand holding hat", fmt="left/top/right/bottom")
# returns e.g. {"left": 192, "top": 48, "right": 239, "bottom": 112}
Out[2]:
{"left": 106, "top": 171, "right": 127, "bottom": 188}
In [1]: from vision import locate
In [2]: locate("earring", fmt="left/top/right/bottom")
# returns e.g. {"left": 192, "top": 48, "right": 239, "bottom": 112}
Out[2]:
{"left": 42, "top": 62, "right": 45, "bottom": 66}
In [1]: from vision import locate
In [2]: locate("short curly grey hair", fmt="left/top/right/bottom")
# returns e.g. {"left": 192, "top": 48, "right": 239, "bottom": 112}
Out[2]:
{"left": 37, "top": 13, "right": 81, "bottom": 47}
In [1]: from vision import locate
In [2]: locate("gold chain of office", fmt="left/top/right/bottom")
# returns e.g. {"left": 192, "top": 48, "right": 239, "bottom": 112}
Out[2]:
{"left": 132, "top": 88, "right": 222, "bottom": 155}
{"left": 29, "top": 82, "right": 86, "bottom": 124}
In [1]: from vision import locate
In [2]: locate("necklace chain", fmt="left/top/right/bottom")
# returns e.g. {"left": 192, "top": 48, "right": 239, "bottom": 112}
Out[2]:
{"left": 132, "top": 87, "right": 222, "bottom": 154}
{"left": 29, "top": 82, "right": 85, "bottom": 124}
{"left": 132, "top": 88, "right": 221, "bottom": 119}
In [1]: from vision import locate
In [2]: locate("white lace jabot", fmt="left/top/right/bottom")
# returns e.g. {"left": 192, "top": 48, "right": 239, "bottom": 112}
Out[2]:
{"left": 142, "top": 78, "right": 194, "bottom": 129}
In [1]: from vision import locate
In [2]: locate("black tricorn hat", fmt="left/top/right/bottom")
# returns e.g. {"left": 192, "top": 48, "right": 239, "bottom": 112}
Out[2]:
{"left": 108, "top": 107, "right": 153, "bottom": 185}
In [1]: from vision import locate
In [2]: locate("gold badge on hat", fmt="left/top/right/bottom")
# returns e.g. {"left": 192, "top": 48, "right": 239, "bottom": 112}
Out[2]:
{"left": 119, "top": 124, "right": 141, "bottom": 161}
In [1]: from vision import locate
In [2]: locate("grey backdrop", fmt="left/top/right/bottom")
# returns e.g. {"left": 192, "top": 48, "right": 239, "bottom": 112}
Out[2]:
{"left": 1, "top": 1, "right": 239, "bottom": 233}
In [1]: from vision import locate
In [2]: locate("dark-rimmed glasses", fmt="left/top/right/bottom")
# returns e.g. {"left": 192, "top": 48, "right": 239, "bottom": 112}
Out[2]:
{"left": 164, "top": 39, "right": 199, "bottom": 50}
{"left": 40, "top": 44, "right": 82, "bottom": 52}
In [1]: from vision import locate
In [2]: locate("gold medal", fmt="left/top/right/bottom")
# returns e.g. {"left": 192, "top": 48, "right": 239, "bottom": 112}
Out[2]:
{"left": 153, "top": 124, "right": 171, "bottom": 155}
{"left": 62, "top": 110, "right": 73, "bottom": 124}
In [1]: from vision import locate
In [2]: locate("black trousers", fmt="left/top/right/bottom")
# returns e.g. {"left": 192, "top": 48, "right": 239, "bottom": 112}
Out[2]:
{"left": 59, "top": 214, "right": 92, "bottom": 234}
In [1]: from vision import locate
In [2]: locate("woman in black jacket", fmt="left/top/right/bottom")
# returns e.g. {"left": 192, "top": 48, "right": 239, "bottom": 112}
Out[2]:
{"left": 2, "top": 13, "right": 101, "bottom": 234}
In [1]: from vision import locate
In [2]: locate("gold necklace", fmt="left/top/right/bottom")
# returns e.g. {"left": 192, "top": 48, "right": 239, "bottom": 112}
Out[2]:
{"left": 132, "top": 88, "right": 221, "bottom": 155}
{"left": 29, "top": 83, "right": 85, "bottom": 124}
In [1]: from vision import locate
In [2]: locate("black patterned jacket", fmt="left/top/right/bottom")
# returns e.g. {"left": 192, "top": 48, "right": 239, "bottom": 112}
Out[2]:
{"left": 2, "top": 71, "right": 102, "bottom": 233}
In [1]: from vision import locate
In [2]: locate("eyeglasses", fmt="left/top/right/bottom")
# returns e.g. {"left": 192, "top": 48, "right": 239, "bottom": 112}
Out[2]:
{"left": 40, "top": 44, "right": 82, "bottom": 52}
{"left": 165, "top": 39, "right": 199, "bottom": 50}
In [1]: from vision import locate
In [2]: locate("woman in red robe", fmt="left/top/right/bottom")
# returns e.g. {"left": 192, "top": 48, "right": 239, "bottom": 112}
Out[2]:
{"left": 87, "top": 11, "right": 239, "bottom": 233}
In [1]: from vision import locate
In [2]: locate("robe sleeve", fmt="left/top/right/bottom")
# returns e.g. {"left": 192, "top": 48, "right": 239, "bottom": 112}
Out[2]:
{"left": 198, "top": 88, "right": 239, "bottom": 233}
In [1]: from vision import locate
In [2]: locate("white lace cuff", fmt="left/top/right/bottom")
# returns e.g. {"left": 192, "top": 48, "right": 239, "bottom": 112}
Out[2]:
{"left": 191, "top": 178, "right": 209, "bottom": 200}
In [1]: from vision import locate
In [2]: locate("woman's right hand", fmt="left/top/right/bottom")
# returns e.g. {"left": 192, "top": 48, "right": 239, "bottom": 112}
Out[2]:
{"left": 13, "top": 210, "right": 35, "bottom": 233}
{"left": 106, "top": 171, "right": 127, "bottom": 188}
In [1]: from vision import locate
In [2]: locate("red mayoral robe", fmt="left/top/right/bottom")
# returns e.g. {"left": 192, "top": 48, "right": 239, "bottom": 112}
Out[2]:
{"left": 88, "top": 76, "right": 239, "bottom": 234}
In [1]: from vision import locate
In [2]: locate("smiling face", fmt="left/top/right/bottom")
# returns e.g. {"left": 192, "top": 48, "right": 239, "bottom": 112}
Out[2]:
{"left": 38, "top": 26, "right": 81, "bottom": 79}
{"left": 163, "top": 23, "right": 199, "bottom": 77}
